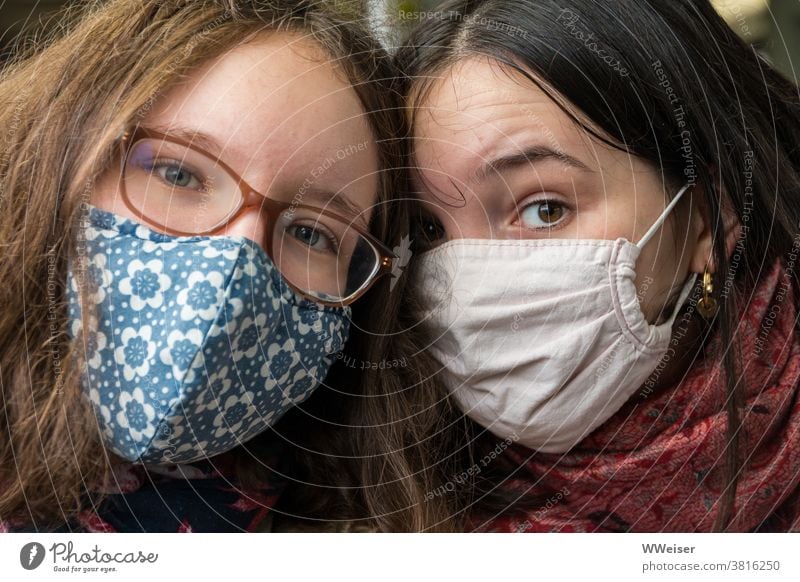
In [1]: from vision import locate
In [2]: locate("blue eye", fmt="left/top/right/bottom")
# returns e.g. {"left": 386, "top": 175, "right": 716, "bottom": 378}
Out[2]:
{"left": 519, "top": 200, "right": 566, "bottom": 229}
{"left": 143, "top": 158, "right": 204, "bottom": 190}
{"left": 156, "top": 164, "right": 201, "bottom": 189}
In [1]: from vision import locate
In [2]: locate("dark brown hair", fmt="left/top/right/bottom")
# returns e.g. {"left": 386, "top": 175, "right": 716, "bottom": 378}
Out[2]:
{"left": 387, "top": 0, "right": 800, "bottom": 531}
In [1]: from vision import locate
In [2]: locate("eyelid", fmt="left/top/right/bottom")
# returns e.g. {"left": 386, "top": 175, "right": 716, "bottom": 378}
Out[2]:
{"left": 288, "top": 220, "right": 340, "bottom": 254}
{"left": 517, "top": 191, "right": 571, "bottom": 207}
{"left": 150, "top": 157, "right": 209, "bottom": 188}
{"left": 149, "top": 157, "right": 202, "bottom": 176}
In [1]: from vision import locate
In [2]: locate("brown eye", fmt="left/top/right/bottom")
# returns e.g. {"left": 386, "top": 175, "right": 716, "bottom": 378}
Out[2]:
{"left": 520, "top": 200, "right": 566, "bottom": 229}
{"left": 538, "top": 201, "right": 563, "bottom": 223}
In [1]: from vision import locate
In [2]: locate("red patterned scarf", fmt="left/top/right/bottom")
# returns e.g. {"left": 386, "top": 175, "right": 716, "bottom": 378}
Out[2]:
{"left": 480, "top": 258, "right": 800, "bottom": 532}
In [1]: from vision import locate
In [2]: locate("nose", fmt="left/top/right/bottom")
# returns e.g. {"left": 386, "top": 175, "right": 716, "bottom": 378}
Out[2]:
{"left": 220, "top": 204, "right": 270, "bottom": 250}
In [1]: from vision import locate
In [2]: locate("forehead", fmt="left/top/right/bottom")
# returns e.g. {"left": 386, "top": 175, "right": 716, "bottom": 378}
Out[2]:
{"left": 412, "top": 56, "right": 617, "bottom": 190}
{"left": 142, "top": 33, "right": 376, "bottom": 180}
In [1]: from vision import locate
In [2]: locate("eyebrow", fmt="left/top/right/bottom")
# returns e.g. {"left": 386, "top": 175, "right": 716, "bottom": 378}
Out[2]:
{"left": 302, "top": 189, "right": 370, "bottom": 229}
{"left": 146, "top": 125, "right": 223, "bottom": 155}
{"left": 473, "top": 145, "right": 592, "bottom": 182}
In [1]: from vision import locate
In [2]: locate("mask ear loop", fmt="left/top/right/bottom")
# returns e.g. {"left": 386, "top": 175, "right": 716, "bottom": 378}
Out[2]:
{"left": 635, "top": 183, "right": 693, "bottom": 249}
{"left": 632, "top": 183, "right": 697, "bottom": 325}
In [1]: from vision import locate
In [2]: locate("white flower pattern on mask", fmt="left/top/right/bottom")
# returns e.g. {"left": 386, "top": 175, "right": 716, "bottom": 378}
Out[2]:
{"left": 84, "top": 329, "right": 107, "bottom": 370}
{"left": 159, "top": 329, "right": 204, "bottom": 383}
{"left": 82, "top": 213, "right": 116, "bottom": 240}
{"left": 117, "top": 387, "right": 157, "bottom": 442}
{"left": 206, "top": 297, "right": 244, "bottom": 338}
{"left": 280, "top": 367, "right": 319, "bottom": 407}
{"left": 232, "top": 314, "right": 268, "bottom": 359}
{"left": 114, "top": 326, "right": 155, "bottom": 381}
{"left": 202, "top": 243, "right": 241, "bottom": 262}
{"left": 194, "top": 366, "right": 233, "bottom": 415}
{"left": 177, "top": 271, "right": 225, "bottom": 321}
{"left": 119, "top": 259, "right": 171, "bottom": 311}
{"left": 235, "top": 244, "right": 259, "bottom": 278}
{"left": 83, "top": 254, "right": 113, "bottom": 304}
{"left": 68, "top": 206, "right": 351, "bottom": 464}
{"left": 212, "top": 392, "right": 257, "bottom": 439}
{"left": 261, "top": 339, "right": 300, "bottom": 383}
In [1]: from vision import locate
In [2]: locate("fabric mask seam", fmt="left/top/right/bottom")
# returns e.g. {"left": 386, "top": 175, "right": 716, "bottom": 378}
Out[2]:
{"left": 608, "top": 241, "right": 663, "bottom": 355}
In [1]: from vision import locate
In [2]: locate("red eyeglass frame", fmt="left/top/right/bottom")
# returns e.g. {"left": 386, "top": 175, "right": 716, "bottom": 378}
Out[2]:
{"left": 117, "top": 127, "right": 398, "bottom": 307}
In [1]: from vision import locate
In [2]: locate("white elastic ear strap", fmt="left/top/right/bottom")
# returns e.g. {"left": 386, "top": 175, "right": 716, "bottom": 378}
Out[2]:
{"left": 670, "top": 272, "right": 698, "bottom": 323}
{"left": 636, "top": 183, "right": 693, "bottom": 249}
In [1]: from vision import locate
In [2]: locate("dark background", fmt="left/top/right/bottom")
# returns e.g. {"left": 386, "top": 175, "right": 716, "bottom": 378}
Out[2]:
{"left": 2, "top": 0, "right": 800, "bottom": 81}
{"left": 1, "top": 0, "right": 66, "bottom": 60}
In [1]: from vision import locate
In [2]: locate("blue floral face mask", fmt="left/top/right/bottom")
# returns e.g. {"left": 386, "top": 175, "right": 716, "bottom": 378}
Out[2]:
{"left": 68, "top": 207, "right": 351, "bottom": 465}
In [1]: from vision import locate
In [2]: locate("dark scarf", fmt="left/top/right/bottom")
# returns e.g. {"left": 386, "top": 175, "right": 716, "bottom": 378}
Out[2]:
{"left": 2, "top": 449, "right": 282, "bottom": 533}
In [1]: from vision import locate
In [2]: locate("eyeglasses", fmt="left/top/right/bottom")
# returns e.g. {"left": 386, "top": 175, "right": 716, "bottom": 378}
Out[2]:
{"left": 118, "top": 128, "right": 396, "bottom": 306}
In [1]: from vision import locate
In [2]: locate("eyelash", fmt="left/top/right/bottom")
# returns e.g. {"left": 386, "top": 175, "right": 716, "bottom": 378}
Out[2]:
{"left": 150, "top": 158, "right": 210, "bottom": 191}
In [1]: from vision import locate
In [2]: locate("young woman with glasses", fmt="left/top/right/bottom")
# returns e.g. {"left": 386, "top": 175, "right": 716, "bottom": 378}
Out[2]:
{"left": 0, "top": 0, "right": 407, "bottom": 532}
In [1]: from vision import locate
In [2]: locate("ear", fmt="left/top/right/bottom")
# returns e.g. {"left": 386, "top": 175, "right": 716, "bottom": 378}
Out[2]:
{"left": 688, "top": 178, "right": 741, "bottom": 274}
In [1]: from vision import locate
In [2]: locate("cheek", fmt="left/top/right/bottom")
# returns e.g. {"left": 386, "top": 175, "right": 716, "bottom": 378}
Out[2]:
{"left": 91, "top": 167, "right": 135, "bottom": 219}
{"left": 633, "top": 238, "right": 692, "bottom": 323}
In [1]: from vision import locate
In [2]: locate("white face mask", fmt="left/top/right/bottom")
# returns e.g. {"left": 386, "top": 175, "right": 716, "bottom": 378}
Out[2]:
{"left": 416, "top": 184, "right": 697, "bottom": 453}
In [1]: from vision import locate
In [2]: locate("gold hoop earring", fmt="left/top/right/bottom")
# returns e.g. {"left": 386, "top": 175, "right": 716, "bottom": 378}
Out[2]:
{"left": 696, "top": 265, "right": 718, "bottom": 319}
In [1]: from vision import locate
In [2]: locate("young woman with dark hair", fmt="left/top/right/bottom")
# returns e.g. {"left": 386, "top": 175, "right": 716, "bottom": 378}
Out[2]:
{"left": 384, "top": 0, "right": 800, "bottom": 532}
